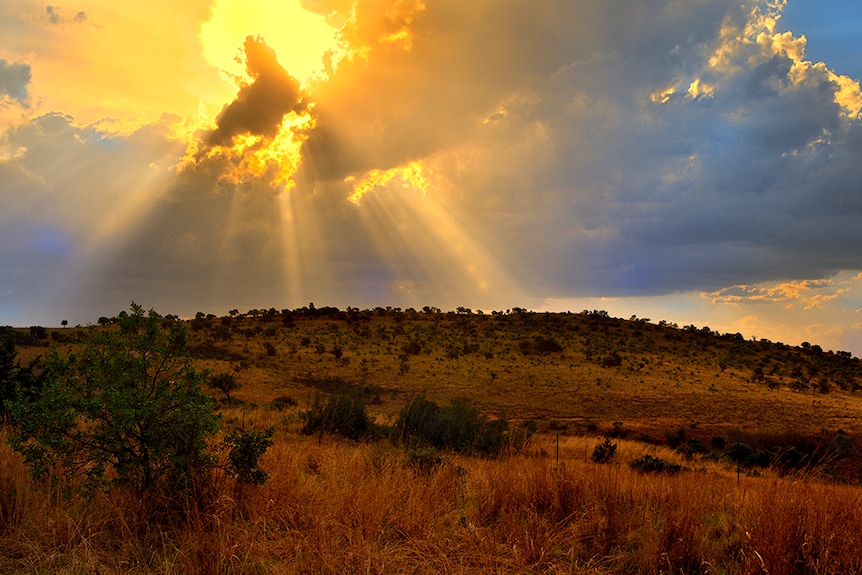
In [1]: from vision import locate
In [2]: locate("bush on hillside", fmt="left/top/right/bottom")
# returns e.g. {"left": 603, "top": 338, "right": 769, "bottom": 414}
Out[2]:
{"left": 630, "top": 454, "right": 681, "bottom": 474}
{"left": 301, "top": 391, "right": 373, "bottom": 440}
{"left": 224, "top": 428, "right": 275, "bottom": 485}
{"left": 8, "top": 304, "right": 224, "bottom": 497}
{"left": 396, "top": 394, "right": 513, "bottom": 455}
{"left": 591, "top": 438, "right": 618, "bottom": 463}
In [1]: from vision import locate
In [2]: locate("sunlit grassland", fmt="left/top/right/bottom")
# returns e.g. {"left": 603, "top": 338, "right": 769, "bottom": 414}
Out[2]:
{"left": 5, "top": 309, "right": 862, "bottom": 573}
{"left": 187, "top": 311, "right": 862, "bottom": 442}
{"left": 3, "top": 428, "right": 862, "bottom": 574}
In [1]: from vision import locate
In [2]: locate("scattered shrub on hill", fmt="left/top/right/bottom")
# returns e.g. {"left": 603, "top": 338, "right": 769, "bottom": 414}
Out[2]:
{"left": 301, "top": 391, "right": 373, "bottom": 441}
{"left": 402, "top": 339, "right": 422, "bottom": 355}
{"left": 270, "top": 395, "right": 298, "bottom": 410}
{"left": 396, "top": 394, "right": 515, "bottom": 455}
{"left": 518, "top": 336, "right": 563, "bottom": 355}
{"left": 724, "top": 442, "right": 753, "bottom": 467}
{"left": 208, "top": 372, "right": 241, "bottom": 406}
{"left": 403, "top": 447, "right": 448, "bottom": 475}
{"left": 224, "top": 428, "right": 274, "bottom": 485}
{"left": 591, "top": 438, "right": 618, "bottom": 463}
{"left": 630, "top": 454, "right": 681, "bottom": 474}
{"left": 601, "top": 351, "right": 623, "bottom": 367}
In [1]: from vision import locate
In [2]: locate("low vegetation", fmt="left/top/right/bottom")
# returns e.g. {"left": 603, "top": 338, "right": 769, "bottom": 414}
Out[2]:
{"left": 2, "top": 303, "right": 862, "bottom": 573}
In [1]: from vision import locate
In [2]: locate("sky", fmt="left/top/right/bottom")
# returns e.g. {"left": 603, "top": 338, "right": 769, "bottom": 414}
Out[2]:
{"left": 1, "top": 1, "right": 862, "bottom": 356}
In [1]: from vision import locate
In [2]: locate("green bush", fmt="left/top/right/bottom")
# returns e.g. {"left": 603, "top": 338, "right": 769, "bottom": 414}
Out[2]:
{"left": 224, "top": 428, "right": 274, "bottom": 485}
{"left": 208, "top": 372, "right": 241, "bottom": 406}
{"left": 518, "top": 336, "right": 563, "bottom": 355}
{"left": 8, "top": 304, "right": 222, "bottom": 496}
{"left": 403, "top": 447, "right": 448, "bottom": 475}
{"left": 270, "top": 395, "right": 298, "bottom": 410}
{"left": 591, "top": 438, "right": 618, "bottom": 463}
{"left": 1, "top": 326, "right": 20, "bottom": 418}
{"left": 630, "top": 454, "right": 681, "bottom": 474}
{"left": 396, "top": 394, "right": 511, "bottom": 455}
{"left": 301, "top": 391, "right": 372, "bottom": 440}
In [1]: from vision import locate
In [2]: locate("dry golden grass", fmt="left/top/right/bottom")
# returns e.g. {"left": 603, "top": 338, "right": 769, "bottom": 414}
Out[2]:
{"left": 6, "top": 310, "right": 862, "bottom": 573}
{"left": 168, "top": 311, "right": 862, "bottom": 446}
{"left": 3, "top": 430, "right": 862, "bottom": 574}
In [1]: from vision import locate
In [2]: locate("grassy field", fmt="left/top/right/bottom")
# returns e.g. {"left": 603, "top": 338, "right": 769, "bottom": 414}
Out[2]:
{"left": 3, "top": 307, "right": 862, "bottom": 573}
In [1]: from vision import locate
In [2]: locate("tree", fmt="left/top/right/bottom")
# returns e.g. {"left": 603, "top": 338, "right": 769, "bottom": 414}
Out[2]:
{"left": 208, "top": 372, "right": 241, "bottom": 406}
{"left": 9, "top": 303, "right": 220, "bottom": 495}
{"left": 0, "top": 327, "right": 19, "bottom": 418}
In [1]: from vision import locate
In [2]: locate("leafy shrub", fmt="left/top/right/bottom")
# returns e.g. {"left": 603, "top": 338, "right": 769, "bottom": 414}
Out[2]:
{"left": 270, "top": 395, "right": 298, "bottom": 410}
{"left": 301, "top": 391, "right": 372, "bottom": 440}
{"left": 630, "top": 454, "right": 681, "bottom": 474}
{"left": 224, "top": 428, "right": 274, "bottom": 485}
{"left": 208, "top": 372, "right": 241, "bottom": 406}
{"left": 402, "top": 339, "right": 422, "bottom": 355}
{"left": 396, "top": 394, "right": 511, "bottom": 455}
{"left": 403, "top": 447, "right": 448, "bottom": 475}
{"left": 1, "top": 326, "right": 21, "bottom": 417}
{"left": 591, "top": 438, "right": 618, "bottom": 463}
{"left": 601, "top": 351, "right": 623, "bottom": 367}
{"left": 725, "top": 442, "right": 754, "bottom": 467}
{"left": 8, "top": 303, "right": 221, "bottom": 496}
{"left": 518, "top": 336, "right": 563, "bottom": 355}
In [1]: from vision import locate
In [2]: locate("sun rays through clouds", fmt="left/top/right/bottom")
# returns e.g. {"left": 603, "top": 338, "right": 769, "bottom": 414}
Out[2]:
{"left": 2, "top": 0, "right": 862, "bottom": 354}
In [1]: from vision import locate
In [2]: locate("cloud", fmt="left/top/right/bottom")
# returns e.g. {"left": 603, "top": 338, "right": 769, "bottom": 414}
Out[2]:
{"left": 0, "top": 59, "right": 31, "bottom": 103}
{"left": 206, "top": 36, "right": 307, "bottom": 147}
{"left": 45, "top": 5, "right": 87, "bottom": 25}
{"left": 4, "top": 0, "right": 862, "bottom": 350}
{"left": 706, "top": 279, "right": 841, "bottom": 308}
{"left": 166, "top": 36, "right": 313, "bottom": 200}
{"left": 291, "top": 0, "right": 862, "bottom": 301}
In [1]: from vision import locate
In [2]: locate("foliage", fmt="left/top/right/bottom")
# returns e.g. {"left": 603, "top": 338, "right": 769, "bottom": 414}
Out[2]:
{"left": 301, "top": 391, "right": 373, "bottom": 440}
{"left": 396, "top": 394, "right": 511, "bottom": 455}
{"left": 8, "top": 303, "right": 221, "bottom": 495}
{"left": 0, "top": 327, "right": 19, "bottom": 418}
{"left": 518, "top": 336, "right": 563, "bottom": 355}
{"left": 630, "top": 454, "right": 681, "bottom": 474}
{"left": 270, "top": 395, "right": 298, "bottom": 410}
{"left": 403, "top": 447, "right": 448, "bottom": 475}
{"left": 208, "top": 372, "right": 241, "bottom": 406}
{"left": 224, "top": 428, "right": 274, "bottom": 485}
{"left": 591, "top": 438, "right": 618, "bottom": 463}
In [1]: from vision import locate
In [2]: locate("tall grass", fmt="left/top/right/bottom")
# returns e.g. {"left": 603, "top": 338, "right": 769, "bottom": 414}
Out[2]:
{"left": 2, "top": 430, "right": 862, "bottom": 574}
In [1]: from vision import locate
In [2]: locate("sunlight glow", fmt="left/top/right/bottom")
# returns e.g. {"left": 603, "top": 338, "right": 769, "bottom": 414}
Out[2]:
{"left": 199, "top": 0, "right": 339, "bottom": 87}
{"left": 176, "top": 110, "right": 314, "bottom": 192}
{"left": 347, "top": 160, "right": 525, "bottom": 308}
{"left": 346, "top": 161, "right": 431, "bottom": 204}
{"left": 650, "top": 84, "right": 677, "bottom": 104}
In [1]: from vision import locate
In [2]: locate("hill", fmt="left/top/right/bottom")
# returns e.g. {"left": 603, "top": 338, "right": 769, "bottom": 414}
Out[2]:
{"left": 14, "top": 306, "right": 862, "bottom": 475}
{"left": 5, "top": 305, "right": 862, "bottom": 574}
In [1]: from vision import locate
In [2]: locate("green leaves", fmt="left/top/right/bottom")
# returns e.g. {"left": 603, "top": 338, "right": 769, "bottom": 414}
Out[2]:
{"left": 8, "top": 303, "right": 221, "bottom": 496}
{"left": 225, "top": 428, "right": 275, "bottom": 485}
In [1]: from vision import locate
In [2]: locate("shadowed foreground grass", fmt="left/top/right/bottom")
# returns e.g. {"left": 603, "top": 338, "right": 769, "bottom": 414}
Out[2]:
{"left": 2, "top": 431, "right": 862, "bottom": 574}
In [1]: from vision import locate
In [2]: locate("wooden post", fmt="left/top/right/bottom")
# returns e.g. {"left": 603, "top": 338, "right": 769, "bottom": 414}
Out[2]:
{"left": 556, "top": 433, "right": 559, "bottom": 464}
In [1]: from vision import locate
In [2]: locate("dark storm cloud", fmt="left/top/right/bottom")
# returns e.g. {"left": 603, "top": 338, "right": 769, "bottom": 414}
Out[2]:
{"left": 0, "top": 59, "right": 31, "bottom": 103}
{"left": 206, "top": 36, "right": 306, "bottom": 147}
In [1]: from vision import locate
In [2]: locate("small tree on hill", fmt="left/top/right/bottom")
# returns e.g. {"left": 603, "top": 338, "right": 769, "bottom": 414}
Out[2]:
{"left": 208, "top": 372, "right": 241, "bottom": 406}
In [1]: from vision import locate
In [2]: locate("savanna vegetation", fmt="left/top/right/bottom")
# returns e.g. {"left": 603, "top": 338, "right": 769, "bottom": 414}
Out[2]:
{"left": 2, "top": 303, "right": 862, "bottom": 574}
